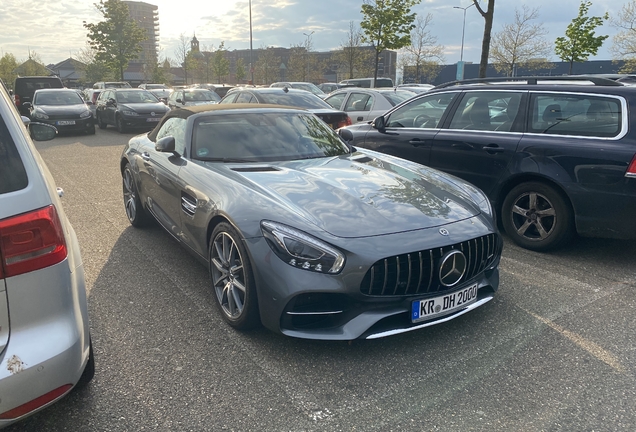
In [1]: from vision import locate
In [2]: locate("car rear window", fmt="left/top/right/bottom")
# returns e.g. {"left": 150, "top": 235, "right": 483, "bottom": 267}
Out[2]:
{"left": 0, "top": 117, "right": 28, "bottom": 194}
{"left": 528, "top": 93, "right": 622, "bottom": 138}
{"left": 259, "top": 92, "right": 332, "bottom": 109}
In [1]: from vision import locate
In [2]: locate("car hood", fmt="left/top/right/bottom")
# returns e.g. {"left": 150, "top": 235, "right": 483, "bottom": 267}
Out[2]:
{"left": 36, "top": 104, "right": 89, "bottom": 114}
{"left": 218, "top": 152, "right": 480, "bottom": 238}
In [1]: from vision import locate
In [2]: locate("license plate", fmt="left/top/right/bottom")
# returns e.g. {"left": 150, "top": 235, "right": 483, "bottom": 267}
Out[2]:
{"left": 147, "top": 118, "right": 161, "bottom": 122}
{"left": 56, "top": 120, "right": 75, "bottom": 125}
{"left": 411, "top": 283, "right": 478, "bottom": 323}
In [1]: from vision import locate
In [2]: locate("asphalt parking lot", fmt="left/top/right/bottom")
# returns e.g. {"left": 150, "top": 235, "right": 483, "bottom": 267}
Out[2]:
{"left": 6, "top": 127, "right": 636, "bottom": 431}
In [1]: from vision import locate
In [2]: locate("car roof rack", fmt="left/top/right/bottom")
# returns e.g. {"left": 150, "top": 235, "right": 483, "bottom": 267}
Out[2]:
{"left": 433, "top": 75, "right": 624, "bottom": 89}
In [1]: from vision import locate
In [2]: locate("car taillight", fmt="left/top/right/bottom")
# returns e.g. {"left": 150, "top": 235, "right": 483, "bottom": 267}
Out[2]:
{"left": 0, "top": 205, "right": 68, "bottom": 278}
{"left": 92, "top": 92, "right": 100, "bottom": 104}
{"left": 13, "top": 94, "right": 20, "bottom": 107}
{"left": 626, "top": 154, "right": 636, "bottom": 178}
{"left": 335, "top": 116, "right": 352, "bottom": 129}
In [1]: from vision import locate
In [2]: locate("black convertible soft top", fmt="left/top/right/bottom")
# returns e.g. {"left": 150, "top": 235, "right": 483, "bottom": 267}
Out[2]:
{"left": 147, "top": 103, "right": 300, "bottom": 141}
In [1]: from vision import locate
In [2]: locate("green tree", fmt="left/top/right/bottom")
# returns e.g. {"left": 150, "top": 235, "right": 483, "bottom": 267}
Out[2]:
{"left": 83, "top": 0, "right": 147, "bottom": 80}
{"left": 610, "top": 0, "right": 636, "bottom": 72}
{"left": 75, "top": 43, "right": 114, "bottom": 84}
{"left": 254, "top": 46, "right": 280, "bottom": 85}
{"left": 360, "top": 0, "right": 421, "bottom": 83}
{"left": 472, "top": 0, "right": 496, "bottom": 78}
{"left": 287, "top": 35, "right": 323, "bottom": 82}
{"left": 490, "top": 6, "right": 552, "bottom": 77}
{"left": 555, "top": 1, "right": 609, "bottom": 75}
{"left": 18, "top": 51, "right": 51, "bottom": 76}
{"left": 235, "top": 58, "right": 246, "bottom": 83}
{"left": 212, "top": 42, "right": 230, "bottom": 83}
{"left": 0, "top": 53, "right": 19, "bottom": 88}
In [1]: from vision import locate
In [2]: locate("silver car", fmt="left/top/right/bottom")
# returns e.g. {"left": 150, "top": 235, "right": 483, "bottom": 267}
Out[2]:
{"left": 324, "top": 88, "right": 416, "bottom": 123}
{"left": 0, "top": 82, "right": 93, "bottom": 427}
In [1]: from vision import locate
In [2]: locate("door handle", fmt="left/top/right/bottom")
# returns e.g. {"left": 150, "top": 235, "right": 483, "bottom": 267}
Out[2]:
{"left": 357, "top": 116, "right": 364, "bottom": 121}
{"left": 482, "top": 144, "right": 505, "bottom": 154}
{"left": 141, "top": 152, "right": 151, "bottom": 161}
{"left": 409, "top": 138, "right": 427, "bottom": 147}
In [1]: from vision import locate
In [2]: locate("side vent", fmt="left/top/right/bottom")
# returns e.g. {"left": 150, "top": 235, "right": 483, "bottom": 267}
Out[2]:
{"left": 231, "top": 166, "right": 280, "bottom": 173}
{"left": 181, "top": 193, "right": 197, "bottom": 217}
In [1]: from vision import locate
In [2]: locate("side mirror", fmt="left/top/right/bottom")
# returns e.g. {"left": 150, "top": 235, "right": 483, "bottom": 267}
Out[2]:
{"left": 372, "top": 116, "right": 386, "bottom": 131}
{"left": 176, "top": 98, "right": 183, "bottom": 104}
{"left": 29, "top": 122, "right": 58, "bottom": 141}
{"left": 155, "top": 136, "right": 178, "bottom": 155}
{"left": 107, "top": 98, "right": 116, "bottom": 106}
{"left": 338, "top": 128, "right": 353, "bottom": 142}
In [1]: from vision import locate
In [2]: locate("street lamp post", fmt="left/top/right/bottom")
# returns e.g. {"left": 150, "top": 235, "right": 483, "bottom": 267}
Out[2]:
{"left": 453, "top": 3, "right": 475, "bottom": 80}
{"left": 249, "top": 0, "right": 254, "bottom": 84}
{"left": 302, "top": 31, "right": 314, "bottom": 81}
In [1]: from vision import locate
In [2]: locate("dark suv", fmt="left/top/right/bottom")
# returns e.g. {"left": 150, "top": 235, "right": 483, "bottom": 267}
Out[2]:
{"left": 344, "top": 76, "right": 636, "bottom": 251}
{"left": 13, "top": 76, "right": 64, "bottom": 116}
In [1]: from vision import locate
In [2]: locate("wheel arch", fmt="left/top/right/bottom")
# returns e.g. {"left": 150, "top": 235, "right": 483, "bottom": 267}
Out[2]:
{"left": 494, "top": 173, "right": 576, "bottom": 228}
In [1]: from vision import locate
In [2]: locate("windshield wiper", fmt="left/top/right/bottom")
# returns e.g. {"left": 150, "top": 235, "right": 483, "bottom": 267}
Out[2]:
{"left": 200, "top": 157, "right": 252, "bottom": 163}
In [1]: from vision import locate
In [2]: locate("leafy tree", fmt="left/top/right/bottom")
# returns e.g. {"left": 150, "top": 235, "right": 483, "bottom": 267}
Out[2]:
{"left": 490, "top": 6, "right": 552, "bottom": 77}
{"left": 473, "top": 0, "right": 496, "bottom": 78}
{"left": 555, "top": 1, "right": 609, "bottom": 75}
{"left": 0, "top": 53, "right": 19, "bottom": 87}
{"left": 212, "top": 42, "right": 230, "bottom": 84}
{"left": 610, "top": 0, "right": 636, "bottom": 72}
{"left": 401, "top": 14, "right": 444, "bottom": 83}
{"left": 235, "top": 58, "right": 246, "bottom": 83}
{"left": 287, "top": 35, "right": 323, "bottom": 82}
{"left": 334, "top": 21, "right": 374, "bottom": 80}
{"left": 254, "top": 46, "right": 280, "bottom": 85}
{"left": 17, "top": 51, "right": 51, "bottom": 76}
{"left": 83, "top": 0, "right": 147, "bottom": 80}
{"left": 360, "top": 0, "right": 421, "bottom": 82}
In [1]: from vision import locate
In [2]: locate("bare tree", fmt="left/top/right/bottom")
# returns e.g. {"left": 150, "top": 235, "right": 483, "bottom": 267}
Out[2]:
{"left": 174, "top": 33, "right": 191, "bottom": 84}
{"left": 287, "top": 34, "right": 323, "bottom": 82}
{"left": 473, "top": 0, "right": 496, "bottom": 78}
{"left": 489, "top": 6, "right": 552, "bottom": 76}
{"left": 400, "top": 14, "right": 445, "bottom": 83}
{"left": 611, "top": 0, "right": 636, "bottom": 72}
{"left": 333, "top": 21, "right": 373, "bottom": 80}
{"left": 254, "top": 46, "right": 281, "bottom": 85}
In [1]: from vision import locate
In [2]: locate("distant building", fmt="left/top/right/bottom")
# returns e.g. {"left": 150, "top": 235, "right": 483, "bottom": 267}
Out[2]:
{"left": 123, "top": 1, "right": 159, "bottom": 66}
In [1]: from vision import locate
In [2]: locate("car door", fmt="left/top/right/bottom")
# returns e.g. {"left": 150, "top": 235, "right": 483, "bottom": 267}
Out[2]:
{"left": 104, "top": 90, "right": 117, "bottom": 124}
{"left": 429, "top": 90, "right": 525, "bottom": 197}
{"left": 360, "top": 91, "right": 459, "bottom": 167}
{"left": 343, "top": 91, "right": 375, "bottom": 123}
{"left": 137, "top": 117, "right": 188, "bottom": 238}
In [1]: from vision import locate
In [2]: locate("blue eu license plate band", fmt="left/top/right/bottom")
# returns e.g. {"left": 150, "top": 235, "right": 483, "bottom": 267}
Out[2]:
{"left": 411, "top": 283, "right": 478, "bottom": 323}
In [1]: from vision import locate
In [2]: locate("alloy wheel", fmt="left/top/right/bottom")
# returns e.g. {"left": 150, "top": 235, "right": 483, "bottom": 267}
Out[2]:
{"left": 210, "top": 232, "right": 247, "bottom": 319}
{"left": 510, "top": 191, "right": 556, "bottom": 241}
{"left": 123, "top": 168, "right": 137, "bottom": 223}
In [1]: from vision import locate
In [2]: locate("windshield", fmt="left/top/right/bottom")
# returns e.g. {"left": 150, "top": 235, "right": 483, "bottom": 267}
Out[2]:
{"left": 116, "top": 90, "right": 160, "bottom": 103}
{"left": 259, "top": 92, "right": 332, "bottom": 109}
{"left": 146, "top": 84, "right": 168, "bottom": 89}
{"left": 382, "top": 90, "right": 416, "bottom": 106}
{"left": 293, "top": 83, "right": 325, "bottom": 96}
{"left": 34, "top": 91, "right": 84, "bottom": 105}
{"left": 192, "top": 112, "right": 349, "bottom": 162}
{"left": 185, "top": 90, "right": 221, "bottom": 102}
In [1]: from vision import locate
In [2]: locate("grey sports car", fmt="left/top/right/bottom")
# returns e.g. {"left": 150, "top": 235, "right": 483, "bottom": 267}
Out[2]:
{"left": 120, "top": 104, "right": 502, "bottom": 340}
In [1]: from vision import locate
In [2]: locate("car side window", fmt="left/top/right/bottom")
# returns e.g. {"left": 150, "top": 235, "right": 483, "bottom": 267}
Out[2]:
{"left": 386, "top": 92, "right": 456, "bottom": 129}
{"left": 155, "top": 117, "right": 187, "bottom": 156}
{"left": 345, "top": 93, "right": 372, "bottom": 112}
{"left": 324, "top": 93, "right": 346, "bottom": 110}
{"left": 220, "top": 93, "right": 238, "bottom": 104}
{"left": 528, "top": 93, "right": 622, "bottom": 138}
{"left": 449, "top": 91, "right": 522, "bottom": 132}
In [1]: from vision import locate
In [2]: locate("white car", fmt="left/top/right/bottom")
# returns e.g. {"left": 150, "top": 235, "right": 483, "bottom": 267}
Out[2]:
{"left": 324, "top": 88, "right": 416, "bottom": 124}
{"left": 0, "top": 81, "right": 93, "bottom": 428}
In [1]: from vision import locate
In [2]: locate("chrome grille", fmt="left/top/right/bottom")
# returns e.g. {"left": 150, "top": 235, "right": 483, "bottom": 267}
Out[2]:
{"left": 360, "top": 233, "right": 500, "bottom": 296}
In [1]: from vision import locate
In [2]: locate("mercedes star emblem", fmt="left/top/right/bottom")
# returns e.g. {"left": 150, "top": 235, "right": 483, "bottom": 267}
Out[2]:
{"left": 439, "top": 228, "right": 449, "bottom": 236}
{"left": 439, "top": 250, "right": 467, "bottom": 287}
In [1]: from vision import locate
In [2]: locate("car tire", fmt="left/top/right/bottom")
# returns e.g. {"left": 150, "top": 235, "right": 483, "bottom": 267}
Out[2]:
{"left": 122, "top": 164, "right": 151, "bottom": 227}
{"left": 116, "top": 115, "right": 127, "bottom": 133}
{"left": 97, "top": 114, "right": 107, "bottom": 129}
{"left": 501, "top": 181, "right": 574, "bottom": 251}
{"left": 209, "top": 223, "right": 260, "bottom": 330}
{"left": 76, "top": 336, "right": 95, "bottom": 388}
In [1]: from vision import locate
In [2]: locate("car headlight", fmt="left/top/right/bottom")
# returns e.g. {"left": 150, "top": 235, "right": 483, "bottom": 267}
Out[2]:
{"left": 261, "top": 221, "right": 345, "bottom": 274}
{"left": 32, "top": 110, "right": 49, "bottom": 120}
{"left": 121, "top": 109, "right": 138, "bottom": 116}
{"left": 80, "top": 110, "right": 92, "bottom": 119}
{"left": 461, "top": 182, "right": 493, "bottom": 217}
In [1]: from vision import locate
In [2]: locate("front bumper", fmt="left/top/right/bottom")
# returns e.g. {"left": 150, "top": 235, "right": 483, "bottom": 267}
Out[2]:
{"left": 120, "top": 113, "right": 164, "bottom": 129}
{"left": 246, "top": 216, "right": 502, "bottom": 340}
{"left": 38, "top": 117, "right": 94, "bottom": 133}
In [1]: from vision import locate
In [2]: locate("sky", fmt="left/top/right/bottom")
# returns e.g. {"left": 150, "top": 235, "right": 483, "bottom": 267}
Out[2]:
{"left": 0, "top": 0, "right": 622, "bottom": 67}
